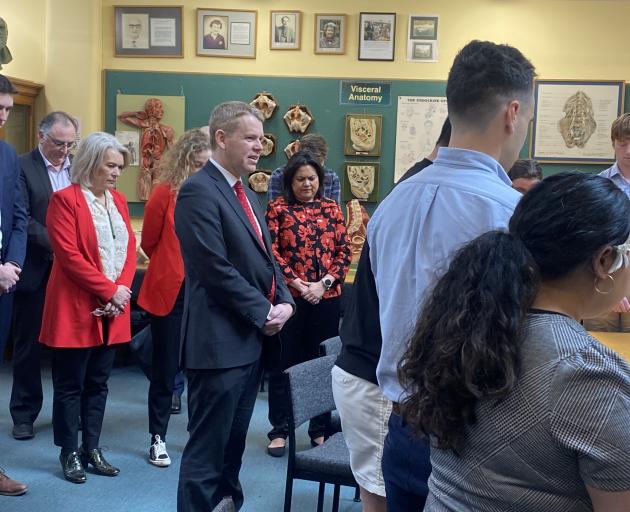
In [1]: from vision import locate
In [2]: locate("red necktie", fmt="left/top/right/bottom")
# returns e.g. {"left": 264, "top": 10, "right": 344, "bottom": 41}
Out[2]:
{"left": 233, "top": 180, "right": 276, "bottom": 301}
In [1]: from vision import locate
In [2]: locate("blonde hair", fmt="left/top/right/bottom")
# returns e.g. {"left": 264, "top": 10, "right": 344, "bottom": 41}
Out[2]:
{"left": 70, "top": 132, "right": 129, "bottom": 188}
{"left": 157, "top": 128, "right": 211, "bottom": 192}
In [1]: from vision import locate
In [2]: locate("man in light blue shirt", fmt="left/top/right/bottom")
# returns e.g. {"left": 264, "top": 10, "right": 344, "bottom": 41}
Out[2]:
{"left": 369, "top": 40, "right": 536, "bottom": 510}
{"left": 587, "top": 112, "right": 630, "bottom": 331}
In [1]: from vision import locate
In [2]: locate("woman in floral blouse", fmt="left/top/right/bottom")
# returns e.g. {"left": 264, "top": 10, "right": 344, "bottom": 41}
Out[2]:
{"left": 265, "top": 150, "right": 351, "bottom": 456}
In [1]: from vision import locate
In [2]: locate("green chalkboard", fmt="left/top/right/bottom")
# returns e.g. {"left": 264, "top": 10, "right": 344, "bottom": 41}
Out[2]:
{"left": 104, "top": 70, "right": 629, "bottom": 216}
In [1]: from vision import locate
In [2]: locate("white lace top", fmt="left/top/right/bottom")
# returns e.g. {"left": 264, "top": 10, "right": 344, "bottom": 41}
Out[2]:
{"left": 81, "top": 188, "right": 128, "bottom": 282}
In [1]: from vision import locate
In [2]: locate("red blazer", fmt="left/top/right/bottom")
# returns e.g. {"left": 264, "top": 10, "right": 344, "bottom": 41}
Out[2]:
{"left": 137, "top": 183, "right": 184, "bottom": 316}
{"left": 39, "top": 184, "right": 136, "bottom": 348}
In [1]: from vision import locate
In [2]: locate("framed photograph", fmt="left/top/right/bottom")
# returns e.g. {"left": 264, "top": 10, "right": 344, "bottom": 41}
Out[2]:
{"left": 197, "top": 8, "right": 257, "bottom": 58}
{"left": 531, "top": 80, "right": 625, "bottom": 164}
{"left": 409, "top": 16, "right": 438, "bottom": 40}
{"left": 270, "top": 11, "right": 301, "bottom": 50}
{"left": 358, "top": 12, "right": 396, "bottom": 61}
{"left": 412, "top": 42, "right": 433, "bottom": 61}
{"left": 344, "top": 114, "right": 383, "bottom": 157}
{"left": 314, "top": 14, "right": 346, "bottom": 55}
{"left": 114, "top": 6, "right": 183, "bottom": 57}
{"left": 343, "top": 162, "right": 380, "bottom": 202}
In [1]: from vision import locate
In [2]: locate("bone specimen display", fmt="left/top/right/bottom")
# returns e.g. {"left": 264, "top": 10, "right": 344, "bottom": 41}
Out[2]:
{"left": 250, "top": 92, "right": 278, "bottom": 120}
{"left": 557, "top": 91, "right": 597, "bottom": 149}
{"left": 283, "top": 105, "right": 314, "bottom": 133}
{"left": 349, "top": 117, "right": 377, "bottom": 152}
{"left": 261, "top": 134, "right": 276, "bottom": 156}
{"left": 248, "top": 171, "right": 271, "bottom": 193}
{"left": 345, "top": 199, "right": 370, "bottom": 260}
{"left": 284, "top": 140, "right": 300, "bottom": 158}
{"left": 347, "top": 165, "right": 375, "bottom": 200}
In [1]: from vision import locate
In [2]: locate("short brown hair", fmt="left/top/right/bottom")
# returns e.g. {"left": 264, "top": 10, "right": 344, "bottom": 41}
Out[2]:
{"left": 208, "top": 101, "right": 263, "bottom": 150}
{"left": 299, "top": 133, "right": 328, "bottom": 165}
{"left": 611, "top": 113, "right": 630, "bottom": 142}
{"left": 0, "top": 74, "right": 17, "bottom": 95}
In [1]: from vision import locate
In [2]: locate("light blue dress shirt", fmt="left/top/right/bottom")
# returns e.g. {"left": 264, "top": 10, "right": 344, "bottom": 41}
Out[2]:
{"left": 600, "top": 163, "right": 630, "bottom": 199}
{"left": 369, "top": 147, "right": 522, "bottom": 402}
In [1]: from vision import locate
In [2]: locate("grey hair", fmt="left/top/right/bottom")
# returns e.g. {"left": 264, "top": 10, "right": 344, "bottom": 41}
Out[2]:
{"left": 38, "top": 111, "right": 78, "bottom": 135}
{"left": 208, "top": 101, "right": 263, "bottom": 150}
{"left": 70, "top": 132, "right": 129, "bottom": 188}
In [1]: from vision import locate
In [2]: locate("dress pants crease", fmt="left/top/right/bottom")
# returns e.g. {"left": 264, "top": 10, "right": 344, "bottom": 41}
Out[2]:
{"left": 178, "top": 360, "right": 262, "bottom": 512}
{"left": 10, "top": 285, "right": 47, "bottom": 424}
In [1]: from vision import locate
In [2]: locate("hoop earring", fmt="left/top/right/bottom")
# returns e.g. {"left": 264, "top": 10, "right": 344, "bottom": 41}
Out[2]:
{"left": 595, "top": 274, "right": 615, "bottom": 295}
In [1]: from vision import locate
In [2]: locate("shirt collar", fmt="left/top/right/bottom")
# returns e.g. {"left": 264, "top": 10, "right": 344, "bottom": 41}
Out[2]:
{"left": 606, "top": 162, "right": 624, "bottom": 179}
{"left": 81, "top": 186, "right": 112, "bottom": 207}
{"left": 434, "top": 147, "right": 513, "bottom": 187}
{"left": 39, "top": 147, "right": 71, "bottom": 172}
{"left": 210, "top": 157, "right": 241, "bottom": 188}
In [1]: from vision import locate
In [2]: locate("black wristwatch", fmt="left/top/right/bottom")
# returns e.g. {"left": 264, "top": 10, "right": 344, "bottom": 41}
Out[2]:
{"left": 322, "top": 277, "right": 334, "bottom": 290}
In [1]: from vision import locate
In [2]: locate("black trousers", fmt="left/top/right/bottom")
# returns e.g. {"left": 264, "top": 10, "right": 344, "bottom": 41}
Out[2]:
{"left": 177, "top": 360, "right": 262, "bottom": 512}
{"left": 51, "top": 343, "right": 117, "bottom": 451}
{"left": 267, "top": 296, "right": 340, "bottom": 441}
{"left": 10, "top": 285, "right": 47, "bottom": 425}
{"left": 148, "top": 286, "right": 184, "bottom": 440}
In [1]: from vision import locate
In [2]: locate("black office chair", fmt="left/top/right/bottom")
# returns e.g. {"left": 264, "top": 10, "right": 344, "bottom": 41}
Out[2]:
{"left": 283, "top": 354, "right": 357, "bottom": 512}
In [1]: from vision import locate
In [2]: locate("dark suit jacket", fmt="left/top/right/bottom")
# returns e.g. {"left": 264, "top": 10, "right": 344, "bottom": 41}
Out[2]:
{"left": 0, "top": 141, "right": 27, "bottom": 268}
{"left": 175, "top": 162, "right": 294, "bottom": 370}
{"left": 16, "top": 148, "right": 57, "bottom": 291}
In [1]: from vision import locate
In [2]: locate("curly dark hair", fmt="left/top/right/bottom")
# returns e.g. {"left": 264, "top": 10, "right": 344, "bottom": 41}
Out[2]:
{"left": 398, "top": 172, "right": 630, "bottom": 453}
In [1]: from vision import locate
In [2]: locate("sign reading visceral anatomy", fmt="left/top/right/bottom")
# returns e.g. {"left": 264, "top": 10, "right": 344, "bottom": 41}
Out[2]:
{"left": 339, "top": 81, "right": 391, "bottom": 106}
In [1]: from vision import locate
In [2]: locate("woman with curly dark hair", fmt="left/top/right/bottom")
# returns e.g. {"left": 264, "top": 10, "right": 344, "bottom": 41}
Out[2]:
{"left": 399, "top": 172, "right": 630, "bottom": 511}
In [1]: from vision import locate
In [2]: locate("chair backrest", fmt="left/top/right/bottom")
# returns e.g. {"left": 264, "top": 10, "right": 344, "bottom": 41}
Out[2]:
{"left": 285, "top": 354, "right": 336, "bottom": 429}
{"left": 319, "top": 336, "right": 342, "bottom": 357}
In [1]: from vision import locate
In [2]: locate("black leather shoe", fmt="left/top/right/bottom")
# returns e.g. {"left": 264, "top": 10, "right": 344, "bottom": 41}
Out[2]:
{"left": 12, "top": 423, "right": 34, "bottom": 440}
{"left": 170, "top": 394, "right": 181, "bottom": 414}
{"left": 80, "top": 447, "right": 119, "bottom": 477}
{"left": 60, "top": 451, "right": 86, "bottom": 484}
{"left": 267, "top": 438, "right": 286, "bottom": 457}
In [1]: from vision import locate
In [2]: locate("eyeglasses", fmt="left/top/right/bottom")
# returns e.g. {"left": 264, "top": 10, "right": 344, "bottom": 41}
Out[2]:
{"left": 45, "top": 134, "right": 76, "bottom": 151}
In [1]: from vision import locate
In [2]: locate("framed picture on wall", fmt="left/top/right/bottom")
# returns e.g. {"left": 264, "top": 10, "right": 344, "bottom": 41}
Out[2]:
{"left": 531, "top": 79, "right": 625, "bottom": 163}
{"left": 270, "top": 11, "right": 302, "bottom": 50}
{"left": 114, "top": 6, "right": 183, "bottom": 57}
{"left": 343, "top": 162, "right": 380, "bottom": 202}
{"left": 314, "top": 14, "right": 346, "bottom": 55}
{"left": 409, "top": 16, "right": 438, "bottom": 40}
{"left": 358, "top": 12, "right": 396, "bottom": 61}
{"left": 344, "top": 114, "right": 383, "bottom": 156}
{"left": 196, "top": 8, "right": 257, "bottom": 58}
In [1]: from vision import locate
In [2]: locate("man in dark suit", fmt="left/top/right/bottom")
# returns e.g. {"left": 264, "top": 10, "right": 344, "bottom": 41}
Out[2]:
{"left": 9, "top": 111, "right": 77, "bottom": 440}
{"left": 175, "top": 101, "right": 294, "bottom": 512}
{"left": 0, "top": 73, "right": 28, "bottom": 497}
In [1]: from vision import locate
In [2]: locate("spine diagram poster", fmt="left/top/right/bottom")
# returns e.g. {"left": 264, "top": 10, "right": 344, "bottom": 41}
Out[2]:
{"left": 531, "top": 80, "right": 624, "bottom": 163}
{"left": 394, "top": 96, "right": 447, "bottom": 182}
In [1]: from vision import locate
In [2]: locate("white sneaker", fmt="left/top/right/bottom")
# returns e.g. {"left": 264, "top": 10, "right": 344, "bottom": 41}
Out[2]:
{"left": 149, "top": 435, "right": 171, "bottom": 467}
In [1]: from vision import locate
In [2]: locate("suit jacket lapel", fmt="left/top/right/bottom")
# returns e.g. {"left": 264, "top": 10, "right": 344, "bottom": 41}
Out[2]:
{"left": 32, "top": 148, "right": 54, "bottom": 197}
{"left": 206, "top": 164, "right": 269, "bottom": 258}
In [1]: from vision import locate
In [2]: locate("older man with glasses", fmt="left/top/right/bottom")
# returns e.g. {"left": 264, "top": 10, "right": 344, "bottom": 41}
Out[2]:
{"left": 9, "top": 111, "right": 78, "bottom": 441}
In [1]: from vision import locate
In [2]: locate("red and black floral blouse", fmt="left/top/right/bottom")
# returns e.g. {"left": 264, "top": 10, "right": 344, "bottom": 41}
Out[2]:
{"left": 266, "top": 197, "right": 352, "bottom": 299}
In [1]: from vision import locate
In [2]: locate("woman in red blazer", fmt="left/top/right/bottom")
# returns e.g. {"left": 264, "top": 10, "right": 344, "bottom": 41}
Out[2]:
{"left": 137, "top": 129, "right": 211, "bottom": 467}
{"left": 40, "top": 132, "right": 136, "bottom": 484}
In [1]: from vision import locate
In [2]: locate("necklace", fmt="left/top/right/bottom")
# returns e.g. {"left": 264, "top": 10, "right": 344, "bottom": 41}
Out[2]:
{"left": 104, "top": 193, "right": 116, "bottom": 240}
